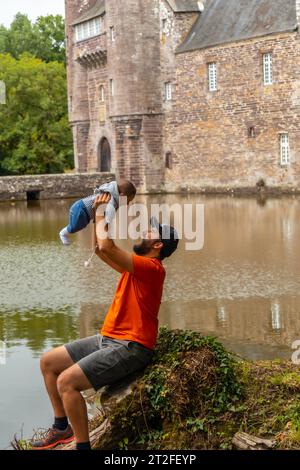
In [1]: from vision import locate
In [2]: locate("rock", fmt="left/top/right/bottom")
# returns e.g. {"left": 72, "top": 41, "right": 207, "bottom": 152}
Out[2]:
{"left": 232, "top": 432, "right": 276, "bottom": 450}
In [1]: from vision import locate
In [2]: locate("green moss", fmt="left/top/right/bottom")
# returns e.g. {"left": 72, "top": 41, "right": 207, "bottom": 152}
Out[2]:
{"left": 95, "top": 328, "right": 244, "bottom": 450}
{"left": 96, "top": 331, "right": 300, "bottom": 450}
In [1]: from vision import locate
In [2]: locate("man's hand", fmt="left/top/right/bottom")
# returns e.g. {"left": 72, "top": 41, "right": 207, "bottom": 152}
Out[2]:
{"left": 93, "top": 193, "right": 111, "bottom": 211}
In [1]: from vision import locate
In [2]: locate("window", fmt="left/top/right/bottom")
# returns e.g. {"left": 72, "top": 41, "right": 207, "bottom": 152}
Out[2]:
{"left": 208, "top": 62, "right": 217, "bottom": 91}
{"left": 110, "top": 79, "right": 114, "bottom": 97}
{"left": 280, "top": 133, "right": 290, "bottom": 165}
{"left": 162, "top": 19, "right": 167, "bottom": 34}
{"left": 165, "top": 82, "right": 172, "bottom": 101}
{"left": 100, "top": 85, "right": 105, "bottom": 102}
{"left": 248, "top": 127, "right": 255, "bottom": 138}
{"left": 165, "top": 152, "right": 173, "bottom": 169}
{"left": 83, "top": 22, "right": 88, "bottom": 38}
{"left": 95, "top": 18, "right": 102, "bottom": 35}
{"left": 76, "top": 24, "right": 83, "bottom": 42}
{"left": 263, "top": 53, "right": 273, "bottom": 85}
{"left": 75, "top": 16, "right": 102, "bottom": 42}
{"left": 110, "top": 26, "right": 115, "bottom": 42}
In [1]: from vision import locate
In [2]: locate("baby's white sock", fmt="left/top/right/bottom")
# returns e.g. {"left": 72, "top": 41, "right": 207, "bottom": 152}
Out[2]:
{"left": 59, "top": 227, "right": 71, "bottom": 245}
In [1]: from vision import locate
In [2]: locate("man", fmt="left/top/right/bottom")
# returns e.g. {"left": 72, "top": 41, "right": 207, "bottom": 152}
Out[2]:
{"left": 31, "top": 193, "right": 179, "bottom": 450}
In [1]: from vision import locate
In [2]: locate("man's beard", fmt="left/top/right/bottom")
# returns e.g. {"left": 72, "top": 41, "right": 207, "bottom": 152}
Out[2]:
{"left": 133, "top": 240, "right": 153, "bottom": 256}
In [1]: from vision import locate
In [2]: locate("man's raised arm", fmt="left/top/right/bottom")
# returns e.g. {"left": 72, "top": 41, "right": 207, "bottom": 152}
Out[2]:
{"left": 93, "top": 194, "right": 134, "bottom": 274}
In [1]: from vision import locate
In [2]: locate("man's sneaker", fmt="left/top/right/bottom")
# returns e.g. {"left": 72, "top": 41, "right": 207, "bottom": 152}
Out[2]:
{"left": 59, "top": 229, "right": 71, "bottom": 246}
{"left": 30, "top": 425, "right": 74, "bottom": 450}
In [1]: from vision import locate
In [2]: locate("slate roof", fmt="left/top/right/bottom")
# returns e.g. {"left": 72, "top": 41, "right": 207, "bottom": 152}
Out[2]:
{"left": 166, "top": 0, "right": 202, "bottom": 12}
{"left": 71, "top": 0, "right": 200, "bottom": 27}
{"left": 72, "top": 0, "right": 105, "bottom": 26}
{"left": 177, "top": 0, "right": 298, "bottom": 53}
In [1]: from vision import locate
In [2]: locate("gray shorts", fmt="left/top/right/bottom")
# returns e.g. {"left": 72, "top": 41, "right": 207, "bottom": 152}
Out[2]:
{"left": 64, "top": 334, "right": 154, "bottom": 391}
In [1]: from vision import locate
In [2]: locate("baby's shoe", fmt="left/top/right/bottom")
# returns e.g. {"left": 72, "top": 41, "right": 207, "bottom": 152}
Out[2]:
{"left": 59, "top": 229, "right": 71, "bottom": 246}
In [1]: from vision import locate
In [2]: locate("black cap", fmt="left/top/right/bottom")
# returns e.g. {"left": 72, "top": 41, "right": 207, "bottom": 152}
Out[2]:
{"left": 150, "top": 217, "right": 179, "bottom": 259}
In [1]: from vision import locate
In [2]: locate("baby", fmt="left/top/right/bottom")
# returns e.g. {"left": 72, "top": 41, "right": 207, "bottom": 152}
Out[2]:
{"left": 59, "top": 179, "right": 136, "bottom": 245}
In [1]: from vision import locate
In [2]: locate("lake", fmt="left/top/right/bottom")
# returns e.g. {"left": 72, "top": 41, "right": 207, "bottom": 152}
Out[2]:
{"left": 1, "top": 194, "right": 300, "bottom": 449}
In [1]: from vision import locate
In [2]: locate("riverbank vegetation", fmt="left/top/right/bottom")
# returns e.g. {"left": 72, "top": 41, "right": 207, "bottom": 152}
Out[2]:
{"left": 0, "top": 14, "right": 73, "bottom": 176}
{"left": 89, "top": 328, "right": 300, "bottom": 450}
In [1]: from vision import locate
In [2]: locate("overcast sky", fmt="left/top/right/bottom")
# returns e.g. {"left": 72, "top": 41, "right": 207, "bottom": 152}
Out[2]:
{"left": 0, "top": 0, "right": 65, "bottom": 27}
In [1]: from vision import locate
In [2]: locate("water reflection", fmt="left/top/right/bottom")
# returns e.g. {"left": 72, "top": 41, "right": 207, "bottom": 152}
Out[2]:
{"left": 0, "top": 307, "right": 79, "bottom": 357}
{"left": 1, "top": 195, "right": 300, "bottom": 448}
{"left": 271, "top": 301, "right": 282, "bottom": 332}
{"left": 217, "top": 306, "right": 227, "bottom": 326}
{"left": 1, "top": 195, "right": 300, "bottom": 354}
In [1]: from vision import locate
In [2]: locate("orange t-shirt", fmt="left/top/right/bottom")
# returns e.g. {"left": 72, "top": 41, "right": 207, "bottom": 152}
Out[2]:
{"left": 101, "top": 254, "right": 166, "bottom": 350}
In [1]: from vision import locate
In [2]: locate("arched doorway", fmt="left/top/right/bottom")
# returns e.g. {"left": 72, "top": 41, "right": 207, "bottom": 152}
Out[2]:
{"left": 99, "top": 138, "right": 111, "bottom": 172}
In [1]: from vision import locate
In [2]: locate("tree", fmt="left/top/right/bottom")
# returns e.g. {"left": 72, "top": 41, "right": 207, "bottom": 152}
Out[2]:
{"left": 0, "top": 13, "right": 66, "bottom": 63}
{"left": 33, "top": 15, "right": 66, "bottom": 64}
{"left": 0, "top": 53, "right": 74, "bottom": 175}
{"left": 0, "top": 25, "right": 7, "bottom": 52}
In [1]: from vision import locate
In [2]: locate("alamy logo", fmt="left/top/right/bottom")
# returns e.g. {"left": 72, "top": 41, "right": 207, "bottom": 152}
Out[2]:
{"left": 96, "top": 199, "right": 205, "bottom": 251}
{"left": 0, "top": 341, "right": 6, "bottom": 365}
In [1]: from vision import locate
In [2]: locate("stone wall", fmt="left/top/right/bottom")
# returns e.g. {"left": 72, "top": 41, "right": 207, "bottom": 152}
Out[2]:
{"left": 164, "top": 31, "right": 300, "bottom": 192}
{"left": 0, "top": 173, "right": 114, "bottom": 202}
{"left": 160, "top": 1, "right": 199, "bottom": 191}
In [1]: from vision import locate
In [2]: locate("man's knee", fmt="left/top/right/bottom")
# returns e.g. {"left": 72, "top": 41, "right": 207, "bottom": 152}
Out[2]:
{"left": 40, "top": 350, "right": 55, "bottom": 374}
{"left": 40, "top": 346, "right": 73, "bottom": 376}
{"left": 57, "top": 370, "right": 75, "bottom": 397}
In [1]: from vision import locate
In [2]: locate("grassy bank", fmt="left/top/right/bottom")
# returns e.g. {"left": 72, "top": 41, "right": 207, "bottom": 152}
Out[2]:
{"left": 90, "top": 328, "right": 300, "bottom": 451}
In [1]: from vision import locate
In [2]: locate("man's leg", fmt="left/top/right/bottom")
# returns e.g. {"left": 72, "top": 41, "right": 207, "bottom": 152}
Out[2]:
{"left": 40, "top": 346, "right": 75, "bottom": 419}
{"left": 32, "top": 336, "right": 101, "bottom": 449}
{"left": 57, "top": 364, "right": 93, "bottom": 445}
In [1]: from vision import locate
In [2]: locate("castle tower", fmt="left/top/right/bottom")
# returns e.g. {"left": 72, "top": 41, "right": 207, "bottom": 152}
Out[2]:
{"left": 65, "top": 1, "right": 200, "bottom": 190}
{"left": 105, "top": 0, "right": 163, "bottom": 190}
{"left": 65, "top": 0, "right": 98, "bottom": 172}
{"left": 65, "top": 0, "right": 164, "bottom": 190}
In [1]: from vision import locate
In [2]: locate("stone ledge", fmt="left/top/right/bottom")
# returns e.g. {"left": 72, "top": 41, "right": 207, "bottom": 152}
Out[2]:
{"left": 0, "top": 173, "right": 115, "bottom": 202}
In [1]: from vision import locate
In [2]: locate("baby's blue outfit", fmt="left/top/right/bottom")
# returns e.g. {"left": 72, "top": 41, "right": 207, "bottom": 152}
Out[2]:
{"left": 67, "top": 181, "right": 119, "bottom": 234}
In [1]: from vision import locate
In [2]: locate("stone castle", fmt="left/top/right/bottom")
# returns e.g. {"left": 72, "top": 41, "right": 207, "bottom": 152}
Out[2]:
{"left": 65, "top": 0, "right": 300, "bottom": 192}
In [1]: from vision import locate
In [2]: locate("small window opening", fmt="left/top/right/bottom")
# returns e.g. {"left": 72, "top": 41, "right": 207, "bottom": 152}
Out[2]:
{"left": 263, "top": 52, "right": 273, "bottom": 86}
{"left": 165, "top": 152, "right": 173, "bottom": 169}
{"left": 100, "top": 85, "right": 105, "bottom": 102}
{"left": 110, "top": 26, "right": 115, "bottom": 42}
{"left": 162, "top": 19, "right": 168, "bottom": 34}
{"left": 110, "top": 79, "right": 114, "bottom": 97}
{"left": 165, "top": 82, "right": 172, "bottom": 101}
{"left": 279, "top": 133, "right": 290, "bottom": 166}
{"left": 208, "top": 62, "right": 217, "bottom": 92}
{"left": 248, "top": 127, "right": 256, "bottom": 138}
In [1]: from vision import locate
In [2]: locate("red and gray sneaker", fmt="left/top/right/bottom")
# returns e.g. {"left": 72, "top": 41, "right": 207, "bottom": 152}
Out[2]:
{"left": 30, "top": 425, "right": 74, "bottom": 450}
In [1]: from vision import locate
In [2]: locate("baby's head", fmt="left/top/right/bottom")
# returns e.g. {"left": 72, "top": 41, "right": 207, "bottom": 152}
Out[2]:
{"left": 118, "top": 179, "right": 137, "bottom": 204}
